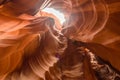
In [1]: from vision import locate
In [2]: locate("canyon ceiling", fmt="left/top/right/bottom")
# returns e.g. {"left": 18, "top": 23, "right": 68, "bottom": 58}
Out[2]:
{"left": 0, "top": 0, "right": 120, "bottom": 80}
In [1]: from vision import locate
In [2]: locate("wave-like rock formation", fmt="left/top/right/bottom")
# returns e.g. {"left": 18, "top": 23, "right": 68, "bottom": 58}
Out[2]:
{"left": 0, "top": 0, "right": 120, "bottom": 80}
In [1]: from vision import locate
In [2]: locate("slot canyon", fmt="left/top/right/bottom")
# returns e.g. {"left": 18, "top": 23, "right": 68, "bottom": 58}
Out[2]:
{"left": 0, "top": 0, "right": 120, "bottom": 80}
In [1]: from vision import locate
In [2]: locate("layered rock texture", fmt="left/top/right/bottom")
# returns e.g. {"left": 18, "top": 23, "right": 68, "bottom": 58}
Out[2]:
{"left": 0, "top": 0, "right": 120, "bottom": 80}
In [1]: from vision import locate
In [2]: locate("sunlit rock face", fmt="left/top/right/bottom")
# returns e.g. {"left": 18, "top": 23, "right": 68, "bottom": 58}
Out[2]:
{"left": 0, "top": 0, "right": 120, "bottom": 80}
{"left": 42, "top": 8, "right": 65, "bottom": 25}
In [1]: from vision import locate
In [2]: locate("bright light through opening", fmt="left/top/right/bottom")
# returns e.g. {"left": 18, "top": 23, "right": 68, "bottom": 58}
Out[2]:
{"left": 42, "top": 8, "right": 65, "bottom": 25}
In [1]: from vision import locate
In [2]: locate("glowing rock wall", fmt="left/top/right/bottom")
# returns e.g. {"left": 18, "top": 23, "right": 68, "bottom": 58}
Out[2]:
{"left": 0, "top": 0, "right": 120, "bottom": 80}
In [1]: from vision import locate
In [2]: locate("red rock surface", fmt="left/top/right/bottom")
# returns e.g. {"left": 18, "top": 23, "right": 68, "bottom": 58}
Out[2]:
{"left": 0, "top": 0, "right": 120, "bottom": 80}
